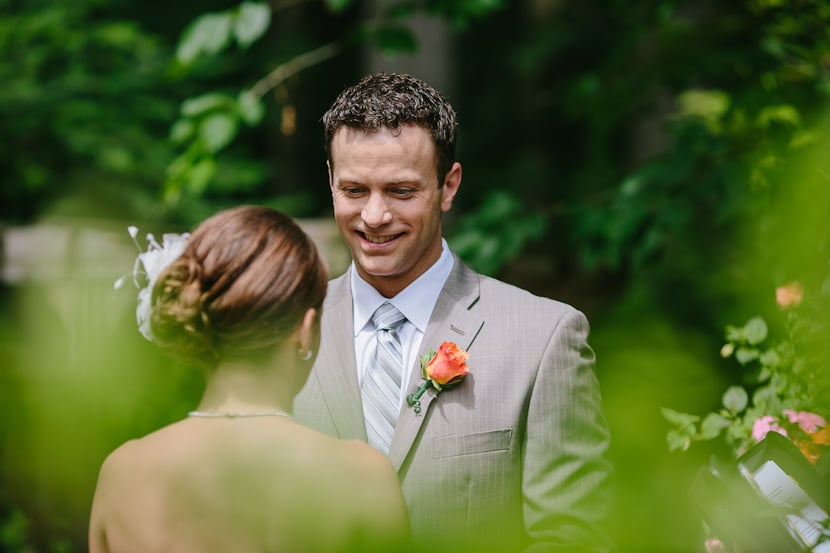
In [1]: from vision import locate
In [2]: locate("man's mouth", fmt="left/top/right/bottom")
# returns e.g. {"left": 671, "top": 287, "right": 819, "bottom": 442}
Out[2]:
{"left": 360, "top": 232, "right": 401, "bottom": 244}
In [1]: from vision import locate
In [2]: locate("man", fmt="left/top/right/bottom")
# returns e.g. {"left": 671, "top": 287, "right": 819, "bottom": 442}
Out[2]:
{"left": 294, "top": 72, "right": 614, "bottom": 553}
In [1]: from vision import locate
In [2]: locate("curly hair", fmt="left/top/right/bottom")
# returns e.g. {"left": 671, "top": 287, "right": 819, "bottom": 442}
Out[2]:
{"left": 322, "top": 72, "right": 458, "bottom": 185}
{"left": 149, "top": 206, "right": 327, "bottom": 369}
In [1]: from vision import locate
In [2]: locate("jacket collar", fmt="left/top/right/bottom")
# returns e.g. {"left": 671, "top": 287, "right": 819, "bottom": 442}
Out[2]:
{"left": 313, "top": 255, "right": 484, "bottom": 471}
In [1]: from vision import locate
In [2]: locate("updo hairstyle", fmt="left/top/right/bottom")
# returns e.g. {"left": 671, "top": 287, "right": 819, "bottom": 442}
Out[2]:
{"left": 149, "top": 206, "right": 327, "bottom": 369}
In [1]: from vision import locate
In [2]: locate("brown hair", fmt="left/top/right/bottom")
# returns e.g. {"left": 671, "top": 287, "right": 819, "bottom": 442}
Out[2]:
{"left": 322, "top": 72, "right": 458, "bottom": 185}
{"left": 149, "top": 206, "right": 327, "bottom": 369}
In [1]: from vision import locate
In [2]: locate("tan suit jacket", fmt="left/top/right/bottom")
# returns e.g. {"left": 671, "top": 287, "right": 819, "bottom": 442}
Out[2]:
{"left": 294, "top": 255, "right": 614, "bottom": 552}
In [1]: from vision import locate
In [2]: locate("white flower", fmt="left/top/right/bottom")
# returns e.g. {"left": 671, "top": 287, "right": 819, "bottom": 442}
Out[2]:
{"left": 115, "top": 227, "right": 190, "bottom": 341}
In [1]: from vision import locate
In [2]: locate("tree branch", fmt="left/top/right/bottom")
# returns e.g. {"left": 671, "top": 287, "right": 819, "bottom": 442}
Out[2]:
{"left": 249, "top": 42, "right": 341, "bottom": 100}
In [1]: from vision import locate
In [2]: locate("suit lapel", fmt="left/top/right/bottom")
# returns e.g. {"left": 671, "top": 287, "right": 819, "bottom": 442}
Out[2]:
{"left": 388, "top": 256, "right": 484, "bottom": 470}
{"left": 314, "top": 271, "right": 367, "bottom": 440}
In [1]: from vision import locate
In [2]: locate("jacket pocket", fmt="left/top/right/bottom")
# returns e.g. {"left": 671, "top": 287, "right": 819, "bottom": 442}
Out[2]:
{"left": 431, "top": 429, "right": 512, "bottom": 459}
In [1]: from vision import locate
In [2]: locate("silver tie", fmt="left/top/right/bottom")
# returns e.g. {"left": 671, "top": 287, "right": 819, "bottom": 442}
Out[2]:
{"left": 361, "top": 302, "right": 406, "bottom": 454}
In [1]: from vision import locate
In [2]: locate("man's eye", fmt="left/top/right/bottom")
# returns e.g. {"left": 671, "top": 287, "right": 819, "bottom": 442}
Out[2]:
{"left": 391, "top": 188, "right": 414, "bottom": 197}
{"left": 343, "top": 187, "right": 364, "bottom": 196}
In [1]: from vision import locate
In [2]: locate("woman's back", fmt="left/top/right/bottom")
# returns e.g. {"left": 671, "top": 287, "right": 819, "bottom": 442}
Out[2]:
{"left": 90, "top": 416, "right": 407, "bottom": 553}
{"left": 91, "top": 207, "right": 409, "bottom": 552}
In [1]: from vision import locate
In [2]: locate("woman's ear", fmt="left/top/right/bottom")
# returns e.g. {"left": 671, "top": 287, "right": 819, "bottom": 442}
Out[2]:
{"left": 296, "top": 307, "right": 319, "bottom": 360}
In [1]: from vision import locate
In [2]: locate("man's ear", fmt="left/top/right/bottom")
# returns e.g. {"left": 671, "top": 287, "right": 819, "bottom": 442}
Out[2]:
{"left": 440, "top": 162, "right": 462, "bottom": 212}
{"left": 327, "top": 161, "right": 335, "bottom": 197}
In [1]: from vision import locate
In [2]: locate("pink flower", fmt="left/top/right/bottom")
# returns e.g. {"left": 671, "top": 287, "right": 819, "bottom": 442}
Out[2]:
{"left": 704, "top": 538, "right": 725, "bottom": 553}
{"left": 752, "top": 415, "right": 788, "bottom": 441}
{"left": 783, "top": 410, "right": 826, "bottom": 433}
{"left": 775, "top": 281, "right": 803, "bottom": 309}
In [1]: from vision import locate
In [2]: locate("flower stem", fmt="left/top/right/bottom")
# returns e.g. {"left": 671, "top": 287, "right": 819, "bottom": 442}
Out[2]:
{"left": 406, "top": 382, "right": 430, "bottom": 415}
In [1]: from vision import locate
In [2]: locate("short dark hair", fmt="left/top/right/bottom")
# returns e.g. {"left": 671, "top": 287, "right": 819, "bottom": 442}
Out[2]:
{"left": 150, "top": 206, "right": 327, "bottom": 369}
{"left": 322, "top": 72, "right": 458, "bottom": 185}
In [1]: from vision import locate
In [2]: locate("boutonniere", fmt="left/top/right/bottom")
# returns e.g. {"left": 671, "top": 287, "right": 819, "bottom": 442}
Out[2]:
{"left": 406, "top": 341, "right": 469, "bottom": 414}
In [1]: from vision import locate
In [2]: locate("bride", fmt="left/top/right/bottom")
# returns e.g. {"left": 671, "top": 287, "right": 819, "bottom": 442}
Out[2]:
{"left": 89, "top": 206, "right": 409, "bottom": 553}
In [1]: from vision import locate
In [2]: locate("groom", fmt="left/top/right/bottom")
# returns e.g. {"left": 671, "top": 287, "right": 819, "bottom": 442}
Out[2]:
{"left": 294, "top": 72, "right": 614, "bottom": 553}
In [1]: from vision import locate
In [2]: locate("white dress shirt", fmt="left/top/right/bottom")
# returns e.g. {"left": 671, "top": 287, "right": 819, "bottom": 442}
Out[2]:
{"left": 351, "top": 239, "right": 454, "bottom": 408}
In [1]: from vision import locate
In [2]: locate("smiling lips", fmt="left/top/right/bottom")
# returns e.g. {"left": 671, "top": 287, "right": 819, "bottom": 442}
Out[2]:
{"left": 360, "top": 232, "right": 401, "bottom": 244}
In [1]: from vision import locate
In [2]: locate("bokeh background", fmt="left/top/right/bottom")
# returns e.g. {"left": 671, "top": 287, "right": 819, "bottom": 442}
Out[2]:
{"left": 2, "top": 1, "right": 829, "bottom": 551}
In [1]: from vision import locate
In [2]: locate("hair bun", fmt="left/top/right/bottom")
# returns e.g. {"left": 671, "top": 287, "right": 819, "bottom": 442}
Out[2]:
{"left": 151, "top": 257, "right": 217, "bottom": 367}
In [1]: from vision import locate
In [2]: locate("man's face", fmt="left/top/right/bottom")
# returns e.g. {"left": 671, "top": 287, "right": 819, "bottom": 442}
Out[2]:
{"left": 328, "top": 124, "right": 461, "bottom": 298}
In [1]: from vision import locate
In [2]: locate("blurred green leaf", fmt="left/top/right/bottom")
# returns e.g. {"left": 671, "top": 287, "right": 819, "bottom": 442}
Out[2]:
{"left": 187, "top": 157, "right": 217, "bottom": 195}
{"left": 735, "top": 347, "right": 759, "bottom": 365}
{"left": 170, "top": 119, "right": 195, "bottom": 144}
{"left": 237, "top": 91, "right": 265, "bottom": 126}
{"left": 234, "top": 2, "right": 271, "bottom": 48}
{"left": 725, "top": 325, "right": 743, "bottom": 343}
{"left": 325, "top": 0, "right": 354, "bottom": 13}
{"left": 756, "top": 104, "right": 801, "bottom": 128}
{"left": 450, "top": 190, "right": 546, "bottom": 275}
{"left": 759, "top": 348, "right": 782, "bottom": 368}
{"left": 199, "top": 112, "right": 238, "bottom": 153}
{"left": 660, "top": 407, "right": 700, "bottom": 429}
{"left": 700, "top": 412, "right": 731, "bottom": 439}
{"left": 176, "top": 12, "right": 233, "bottom": 65}
{"left": 722, "top": 386, "right": 748, "bottom": 413}
{"left": 181, "top": 93, "right": 235, "bottom": 118}
{"left": 674, "top": 89, "right": 730, "bottom": 132}
{"left": 743, "top": 316, "right": 768, "bottom": 345}
{"left": 666, "top": 429, "right": 692, "bottom": 452}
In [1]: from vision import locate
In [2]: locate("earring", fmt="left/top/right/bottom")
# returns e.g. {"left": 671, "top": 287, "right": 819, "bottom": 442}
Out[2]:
{"left": 297, "top": 348, "right": 313, "bottom": 361}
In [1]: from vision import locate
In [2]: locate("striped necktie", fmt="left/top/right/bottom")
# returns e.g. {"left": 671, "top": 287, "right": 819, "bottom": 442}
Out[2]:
{"left": 361, "top": 302, "right": 406, "bottom": 454}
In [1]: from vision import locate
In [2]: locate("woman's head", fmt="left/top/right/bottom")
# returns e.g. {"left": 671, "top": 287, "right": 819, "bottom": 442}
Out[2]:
{"left": 149, "top": 206, "right": 327, "bottom": 369}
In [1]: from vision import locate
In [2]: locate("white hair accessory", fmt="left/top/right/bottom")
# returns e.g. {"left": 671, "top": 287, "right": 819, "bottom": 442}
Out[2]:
{"left": 115, "top": 226, "right": 190, "bottom": 341}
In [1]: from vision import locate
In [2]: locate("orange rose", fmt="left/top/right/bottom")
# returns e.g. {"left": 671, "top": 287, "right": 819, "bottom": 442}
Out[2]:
{"left": 796, "top": 439, "right": 822, "bottom": 465}
{"left": 423, "top": 341, "right": 469, "bottom": 389}
{"left": 406, "top": 341, "right": 470, "bottom": 414}
{"left": 793, "top": 425, "right": 829, "bottom": 465}
{"left": 811, "top": 425, "right": 830, "bottom": 446}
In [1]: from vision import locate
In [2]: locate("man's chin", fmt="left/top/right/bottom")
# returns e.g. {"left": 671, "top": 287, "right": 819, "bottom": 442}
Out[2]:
{"left": 354, "top": 257, "right": 403, "bottom": 279}
{"left": 356, "top": 264, "right": 397, "bottom": 280}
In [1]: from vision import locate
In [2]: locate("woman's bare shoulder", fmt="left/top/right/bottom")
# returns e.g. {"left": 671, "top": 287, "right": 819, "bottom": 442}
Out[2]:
{"left": 304, "top": 433, "right": 406, "bottom": 509}
{"left": 298, "top": 428, "right": 391, "bottom": 473}
{"left": 96, "top": 438, "right": 140, "bottom": 482}
{"left": 95, "top": 420, "right": 194, "bottom": 484}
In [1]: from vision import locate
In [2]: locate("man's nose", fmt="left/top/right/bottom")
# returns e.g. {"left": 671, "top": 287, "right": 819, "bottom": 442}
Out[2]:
{"left": 361, "top": 193, "right": 393, "bottom": 227}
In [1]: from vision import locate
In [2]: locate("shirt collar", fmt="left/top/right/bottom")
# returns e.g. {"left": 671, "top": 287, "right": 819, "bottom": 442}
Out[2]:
{"left": 352, "top": 239, "right": 454, "bottom": 335}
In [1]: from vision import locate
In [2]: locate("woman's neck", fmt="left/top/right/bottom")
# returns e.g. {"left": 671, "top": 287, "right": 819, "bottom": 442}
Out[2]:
{"left": 196, "top": 358, "right": 295, "bottom": 414}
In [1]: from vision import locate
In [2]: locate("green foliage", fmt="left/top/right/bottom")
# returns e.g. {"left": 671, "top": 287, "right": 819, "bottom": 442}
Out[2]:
{"left": 0, "top": 0, "right": 178, "bottom": 222}
{"left": 358, "top": 23, "right": 420, "bottom": 56}
{"left": 175, "top": 2, "right": 271, "bottom": 66}
{"left": 425, "top": 0, "right": 507, "bottom": 28}
{"left": 160, "top": 0, "right": 504, "bottom": 219}
{"left": 5, "top": 2, "right": 830, "bottom": 552}
{"left": 449, "top": 191, "right": 546, "bottom": 275}
{"left": 662, "top": 287, "right": 828, "bottom": 455}
{"left": 674, "top": 89, "right": 731, "bottom": 133}
{"left": 163, "top": 91, "right": 267, "bottom": 202}
{"left": 467, "top": 0, "right": 830, "bottom": 281}
{"left": 324, "top": 0, "right": 354, "bottom": 14}
{"left": 0, "top": 509, "right": 29, "bottom": 552}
